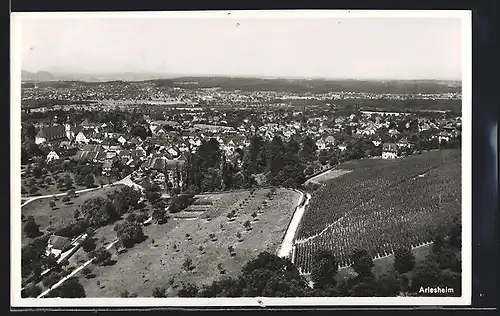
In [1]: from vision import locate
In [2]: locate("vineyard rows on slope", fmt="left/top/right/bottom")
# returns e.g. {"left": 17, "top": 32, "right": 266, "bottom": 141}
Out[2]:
{"left": 293, "top": 149, "right": 461, "bottom": 274}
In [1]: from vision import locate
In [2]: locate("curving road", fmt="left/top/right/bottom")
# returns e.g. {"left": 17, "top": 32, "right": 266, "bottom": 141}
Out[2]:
{"left": 277, "top": 190, "right": 311, "bottom": 259}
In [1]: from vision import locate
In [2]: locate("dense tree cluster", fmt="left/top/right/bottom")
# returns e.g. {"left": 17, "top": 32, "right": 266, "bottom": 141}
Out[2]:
{"left": 80, "top": 197, "right": 120, "bottom": 227}
{"left": 22, "top": 235, "right": 50, "bottom": 279}
{"left": 188, "top": 252, "right": 312, "bottom": 297}
{"left": 114, "top": 221, "right": 146, "bottom": 248}
{"left": 184, "top": 134, "right": 327, "bottom": 193}
{"left": 24, "top": 216, "right": 42, "bottom": 238}
{"left": 46, "top": 277, "right": 86, "bottom": 298}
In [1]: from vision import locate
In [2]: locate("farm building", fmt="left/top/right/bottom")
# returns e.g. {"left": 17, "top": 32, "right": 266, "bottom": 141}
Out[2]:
{"left": 46, "top": 235, "right": 72, "bottom": 258}
{"left": 382, "top": 143, "right": 398, "bottom": 159}
{"left": 35, "top": 125, "right": 67, "bottom": 145}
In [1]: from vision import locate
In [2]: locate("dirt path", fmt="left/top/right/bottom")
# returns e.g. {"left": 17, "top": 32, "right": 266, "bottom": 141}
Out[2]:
{"left": 277, "top": 191, "right": 311, "bottom": 258}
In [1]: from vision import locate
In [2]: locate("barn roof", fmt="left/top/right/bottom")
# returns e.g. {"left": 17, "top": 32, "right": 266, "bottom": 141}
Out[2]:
{"left": 36, "top": 125, "right": 66, "bottom": 141}
{"left": 48, "top": 235, "right": 71, "bottom": 251}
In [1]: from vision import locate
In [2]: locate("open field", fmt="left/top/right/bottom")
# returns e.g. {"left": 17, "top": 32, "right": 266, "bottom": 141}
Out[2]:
{"left": 304, "top": 169, "right": 352, "bottom": 185}
{"left": 294, "top": 149, "right": 461, "bottom": 273}
{"left": 76, "top": 188, "right": 301, "bottom": 297}
{"left": 21, "top": 185, "right": 124, "bottom": 247}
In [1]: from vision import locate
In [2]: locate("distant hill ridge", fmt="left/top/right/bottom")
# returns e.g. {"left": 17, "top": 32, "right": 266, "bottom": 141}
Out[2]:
{"left": 20, "top": 70, "right": 461, "bottom": 94}
{"left": 21, "top": 70, "right": 179, "bottom": 82}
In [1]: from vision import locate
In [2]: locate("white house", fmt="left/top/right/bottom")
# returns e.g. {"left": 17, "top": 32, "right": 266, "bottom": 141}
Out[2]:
{"left": 324, "top": 136, "right": 336, "bottom": 147}
{"left": 338, "top": 144, "right": 347, "bottom": 152}
{"left": 117, "top": 135, "right": 127, "bottom": 146}
{"left": 76, "top": 130, "right": 101, "bottom": 144}
{"left": 388, "top": 129, "right": 400, "bottom": 137}
{"left": 46, "top": 150, "right": 60, "bottom": 162}
{"left": 167, "top": 147, "right": 178, "bottom": 157}
{"left": 75, "top": 131, "right": 90, "bottom": 144}
{"left": 316, "top": 138, "right": 326, "bottom": 150}
{"left": 438, "top": 132, "right": 451, "bottom": 143}
{"left": 382, "top": 143, "right": 398, "bottom": 159}
{"left": 102, "top": 159, "right": 114, "bottom": 175}
{"left": 372, "top": 139, "right": 382, "bottom": 147}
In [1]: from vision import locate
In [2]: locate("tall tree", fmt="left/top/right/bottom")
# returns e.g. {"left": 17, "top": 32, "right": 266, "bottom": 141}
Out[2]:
{"left": 242, "top": 134, "right": 267, "bottom": 174}
{"left": 80, "top": 197, "right": 119, "bottom": 227}
{"left": 48, "top": 277, "right": 86, "bottom": 298}
{"left": 177, "top": 283, "right": 199, "bottom": 297}
{"left": 351, "top": 248, "right": 374, "bottom": 277}
{"left": 311, "top": 249, "right": 338, "bottom": 289}
{"left": 114, "top": 221, "right": 145, "bottom": 248}
{"left": 24, "top": 216, "right": 41, "bottom": 238}
{"left": 393, "top": 247, "right": 416, "bottom": 274}
{"left": 91, "top": 247, "right": 112, "bottom": 265}
{"left": 377, "top": 270, "right": 402, "bottom": 296}
{"left": 410, "top": 258, "right": 443, "bottom": 293}
{"left": 237, "top": 251, "right": 310, "bottom": 297}
{"left": 299, "top": 136, "right": 317, "bottom": 163}
{"left": 22, "top": 122, "right": 37, "bottom": 141}
{"left": 266, "top": 136, "right": 285, "bottom": 176}
{"left": 81, "top": 237, "right": 97, "bottom": 253}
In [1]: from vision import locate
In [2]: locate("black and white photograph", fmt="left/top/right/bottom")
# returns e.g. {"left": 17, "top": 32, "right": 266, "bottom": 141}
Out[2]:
{"left": 11, "top": 10, "right": 471, "bottom": 307}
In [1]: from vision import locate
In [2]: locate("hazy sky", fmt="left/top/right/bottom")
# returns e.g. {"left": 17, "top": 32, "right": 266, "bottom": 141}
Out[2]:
{"left": 18, "top": 13, "right": 463, "bottom": 80}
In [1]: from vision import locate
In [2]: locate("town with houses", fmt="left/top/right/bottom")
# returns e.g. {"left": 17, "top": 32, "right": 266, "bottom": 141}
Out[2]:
{"left": 19, "top": 78, "right": 462, "bottom": 299}
{"left": 26, "top": 96, "right": 461, "bottom": 192}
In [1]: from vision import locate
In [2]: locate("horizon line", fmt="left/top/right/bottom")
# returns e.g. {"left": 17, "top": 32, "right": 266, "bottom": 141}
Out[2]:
{"left": 21, "top": 69, "right": 462, "bottom": 82}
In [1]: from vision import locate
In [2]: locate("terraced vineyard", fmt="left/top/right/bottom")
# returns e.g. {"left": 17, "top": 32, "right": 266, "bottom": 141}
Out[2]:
{"left": 293, "top": 149, "right": 461, "bottom": 274}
